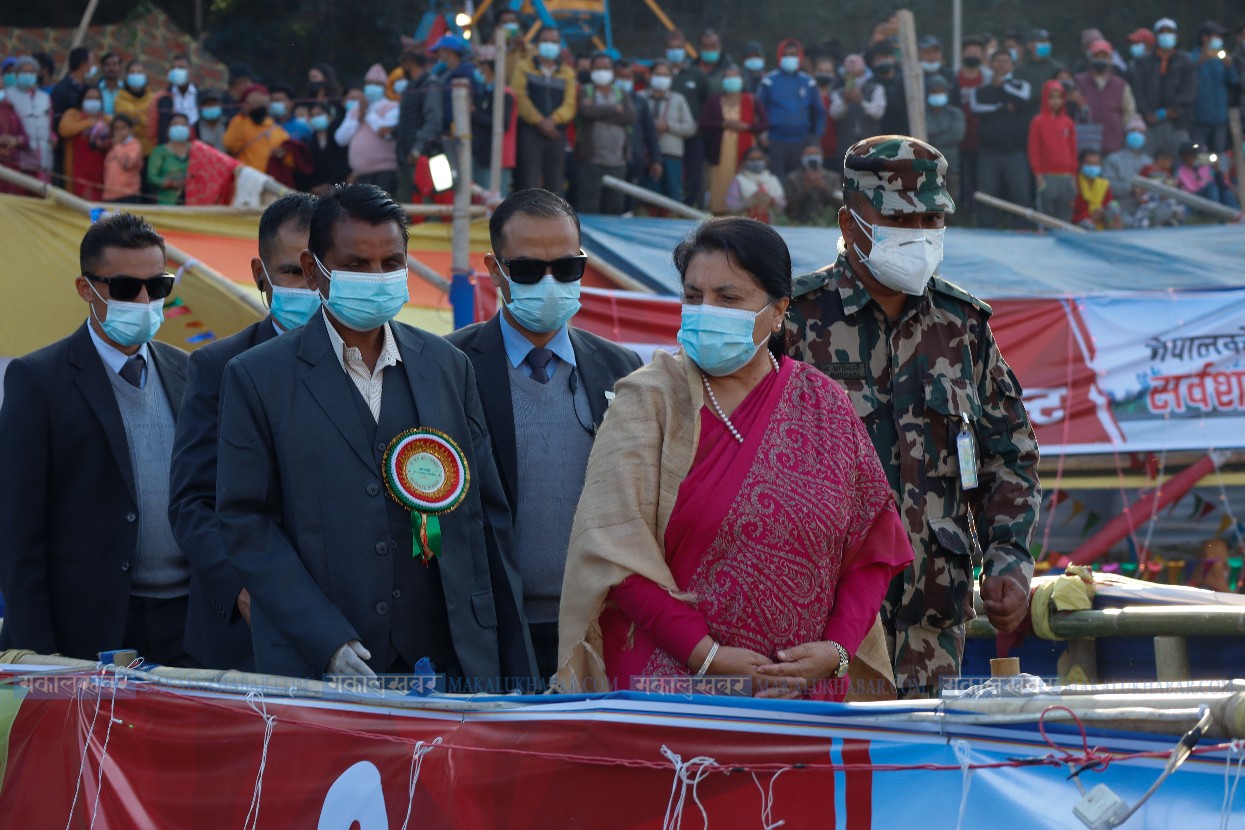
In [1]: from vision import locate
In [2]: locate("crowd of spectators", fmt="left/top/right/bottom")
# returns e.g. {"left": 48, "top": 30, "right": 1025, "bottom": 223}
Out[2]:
{"left": 1, "top": 12, "right": 1242, "bottom": 229}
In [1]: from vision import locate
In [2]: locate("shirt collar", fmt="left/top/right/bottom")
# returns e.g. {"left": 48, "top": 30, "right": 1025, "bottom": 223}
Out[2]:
{"left": 87, "top": 318, "right": 151, "bottom": 377}
{"left": 498, "top": 309, "right": 576, "bottom": 369}
{"left": 321, "top": 309, "right": 402, "bottom": 372}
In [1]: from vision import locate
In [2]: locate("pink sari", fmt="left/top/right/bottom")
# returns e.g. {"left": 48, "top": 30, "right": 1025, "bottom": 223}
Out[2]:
{"left": 602, "top": 357, "right": 910, "bottom": 698}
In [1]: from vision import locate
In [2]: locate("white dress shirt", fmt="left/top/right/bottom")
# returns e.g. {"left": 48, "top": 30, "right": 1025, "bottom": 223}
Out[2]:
{"left": 322, "top": 311, "right": 401, "bottom": 421}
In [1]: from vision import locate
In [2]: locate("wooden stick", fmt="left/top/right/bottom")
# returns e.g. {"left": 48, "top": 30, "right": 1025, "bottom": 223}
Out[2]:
{"left": 973, "top": 190, "right": 1087, "bottom": 232}
{"left": 69, "top": 0, "right": 101, "bottom": 51}
{"left": 1132, "top": 173, "right": 1244, "bottom": 222}
{"left": 601, "top": 174, "right": 709, "bottom": 219}
{"left": 897, "top": 9, "right": 926, "bottom": 141}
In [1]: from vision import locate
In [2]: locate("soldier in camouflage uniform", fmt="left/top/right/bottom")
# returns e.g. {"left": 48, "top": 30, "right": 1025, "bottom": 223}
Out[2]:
{"left": 785, "top": 135, "right": 1040, "bottom": 697}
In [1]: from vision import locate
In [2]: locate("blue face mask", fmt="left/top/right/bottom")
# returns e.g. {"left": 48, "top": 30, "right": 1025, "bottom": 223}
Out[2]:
{"left": 310, "top": 113, "right": 331, "bottom": 131}
{"left": 503, "top": 273, "right": 581, "bottom": 333}
{"left": 1034, "top": 42, "right": 1052, "bottom": 59}
{"left": 168, "top": 67, "right": 189, "bottom": 87}
{"left": 431, "top": 61, "right": 448, "bottom": 76}
{"left": 701, "top": 50, "right": 720, "bottom": 64}
{"left": 344, "top": 99, "right": 360, "bottom": 113}
{"left": 126, "top": 72, "right": 147, "bottom": 90}
{"left": 677, "top": 302, "right": 770, "bottom": 377}
{"left": 200, "top": 105, "right": 222, "bottom": 121}
{"left": 2, "top": 73, "right": 16, "bottom": 89}
{"left": 89, "top": 282, "right": 164, "bottom": 347}
{"left": 363, "top": 83, "right": 385, "bottom": 102}
{"left": 615, "top": 78, "right": 634, "bottom": 94}
{"left": 1130, "top": 42, "right": 1147, "bottom": 59}
{"left": 1126, "top": 131, "right": 1146, "bottom": 150}
{"left": 269, "top": 101, "right": 288, "bottom": 119}
{"left": 666, "top": 48, "right": 686, "bottom": 64}
{"left": 1157, "top": 32, "right": 1178, "bottom": 50}
{"left": 16, "top": 71, "right": 38, "bottom": 89}
{"left": 315, "top": 255, "right": 408, "bottom": 332}
{"left": 927, "top": 92, "right": 948, "bottom": 107}
{"left": 538, "top": 42, "right": 562, "bottom": 61}
{"left": 722, "top": 76, "right": 744, "bottom": 94}
{"left": 265, "top": 264, "right": 322, "bottom": 330}
{"left": 168, "top": 124, "right": 191, "bottom": 142}
{"left": 1081, "top": 164, "right": 1102, "bottom": 179}
{"left": 394, "top": 78, "right": 409, "bottom": 95}
{"left": 779, "top": 56, "right": 800, "bottom": 73}
{"left": 744, "top": 57, "right": 764, "bottom": 72}
{"left": 473, "top": 68, "right": 486, "bottom": 85}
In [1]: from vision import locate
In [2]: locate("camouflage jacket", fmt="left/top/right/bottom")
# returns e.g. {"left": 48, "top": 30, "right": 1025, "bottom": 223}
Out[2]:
{"left": 786, "top": 254, "right": 1040, "bottom": 632}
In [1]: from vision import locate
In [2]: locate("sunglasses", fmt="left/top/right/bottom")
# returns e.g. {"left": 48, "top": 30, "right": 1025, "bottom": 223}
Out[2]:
{"left": 496, "top": 253, "right": 588, "bottom": 285}
{"left": 85, "top": 273, "right": 176, "bottom": 301}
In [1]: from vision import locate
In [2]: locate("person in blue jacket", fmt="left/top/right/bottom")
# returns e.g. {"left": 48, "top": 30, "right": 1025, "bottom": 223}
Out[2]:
{"left": 757, "top": 39, "right": 826, "bottom": 177}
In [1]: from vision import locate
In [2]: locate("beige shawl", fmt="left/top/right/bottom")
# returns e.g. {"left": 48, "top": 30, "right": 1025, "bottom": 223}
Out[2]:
{"left": 554, "top": 350, "right": 896, "bottom": 700}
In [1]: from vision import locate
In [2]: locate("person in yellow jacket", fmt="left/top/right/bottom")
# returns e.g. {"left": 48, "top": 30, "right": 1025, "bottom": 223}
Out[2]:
{"left": 223, "top": 84, "right": 291, "bottom": 173}
{"left": 113, "top": 60, "right": 156, "bottom": 156}
{"left": 511, "top": 26, "right": 577, "bottom": 194}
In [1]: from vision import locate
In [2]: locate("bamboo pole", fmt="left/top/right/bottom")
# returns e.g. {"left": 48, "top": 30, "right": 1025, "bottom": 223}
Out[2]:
{"left": 601, "top": 175, "right": 709, "bottom": 219}
{"left": 0, "top": 166, "right": 264, "bottom": 314}
{"left": 972, "top": 191, "right": 1088, "bottom": 233}
{"left": 69, "top": 0, "right": 101, "bottom": 51}
{"left": 490, "top": 29, "right": 507, "bottom": 195}
{"left": 1131, "top": 174, "right": 1244, "bottom": 222}
{"left": 407, "top": 253, "right": 449, "bottom": 292}
{"left": 451, "top": 79, "right": 473, "bottom": 277}
{"left": 578, "top": 244, "right": 654, "bottom": 293}
{"left": 897, "top": 10, "right": 926, "bottom": 141}
{"left": 967, "top": 604, "right": 1245, "bottom": 640}
{"left": 1153, "top": 636, "right": 1190, "bottom": 682}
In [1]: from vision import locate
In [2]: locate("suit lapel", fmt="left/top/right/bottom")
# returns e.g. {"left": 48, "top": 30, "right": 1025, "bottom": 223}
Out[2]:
{"left": 298, "top": 316, "right": 377, "bottom": 469}
{"left": 150, "top": 343, "right": 187, "bottom": 419}
{"left": 471, "top": 317, "right": 519, "bottom": 500}
{"left": 252, "top": 316, "right": 278, "bottom": 348}
{"left": 391, "top": 324, "right": 428, "bottom": 427}
{"left": 569, "top": 328, "right": 609, "bottom": 427}
{"left": 69, "top": 323, "right": 136, "bottom": 501}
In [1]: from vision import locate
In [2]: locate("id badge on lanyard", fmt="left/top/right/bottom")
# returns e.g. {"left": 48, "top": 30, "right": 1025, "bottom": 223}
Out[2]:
{"left": 956, "top": 412, "right": 979, "bottom": 491}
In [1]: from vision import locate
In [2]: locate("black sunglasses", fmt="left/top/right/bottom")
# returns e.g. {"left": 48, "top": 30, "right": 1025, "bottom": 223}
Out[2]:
{"left": 496, "top": 253, "right": 588, "bottom": 285}
{"left": 85, "top": 273, "right": 176, "bottom": 301}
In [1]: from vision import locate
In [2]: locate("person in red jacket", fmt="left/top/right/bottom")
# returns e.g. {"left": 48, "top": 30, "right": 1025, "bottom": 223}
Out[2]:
{"left": 1027, "top": 78, "right": 1078, "bottom": 222}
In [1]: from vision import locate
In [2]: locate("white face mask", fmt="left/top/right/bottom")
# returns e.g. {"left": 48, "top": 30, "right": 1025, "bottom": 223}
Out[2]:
{"left": 649, "top": 75, "right": 673, "bottom": 92}
{"left": 590, "top": 69, "right": 615, "bottom": 87}
{"left": 850, "top": 209, "right": 945, "bottom": 295}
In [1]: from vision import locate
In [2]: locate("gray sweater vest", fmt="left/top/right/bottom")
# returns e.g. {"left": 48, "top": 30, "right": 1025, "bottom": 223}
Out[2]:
{"left": 106, "top": 361, "right": 190, "bottom": 598}
{"left": 509, "top": 358, "right": 595, "bottom": 623}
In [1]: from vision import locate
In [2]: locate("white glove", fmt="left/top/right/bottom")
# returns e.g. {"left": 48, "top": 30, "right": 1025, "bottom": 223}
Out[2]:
{"left": 328, "top": 640, "right": 375, "bottom": 677}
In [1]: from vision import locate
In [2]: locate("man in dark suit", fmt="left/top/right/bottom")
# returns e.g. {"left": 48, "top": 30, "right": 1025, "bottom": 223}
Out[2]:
{"left": 446, "top": 188, "right": 642, "bottom": 680}
{"left": 217, "top": 183, "right": 536, "bottom": 686}
{"left": 0, "top": 213, "right": 192, "bottom": 664}
{"left": 169, "top": 193, "right": 319, "bottom": 671}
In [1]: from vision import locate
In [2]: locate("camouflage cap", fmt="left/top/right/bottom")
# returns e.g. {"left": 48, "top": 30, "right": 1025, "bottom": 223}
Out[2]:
{"left": 842, "top": 135, "right": 957, "bottom": 215}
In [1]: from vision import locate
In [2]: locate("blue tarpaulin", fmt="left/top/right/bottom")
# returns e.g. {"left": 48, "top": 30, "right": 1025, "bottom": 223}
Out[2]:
{"left": 579, "top": 217, "right": 1245, "bottom": 298}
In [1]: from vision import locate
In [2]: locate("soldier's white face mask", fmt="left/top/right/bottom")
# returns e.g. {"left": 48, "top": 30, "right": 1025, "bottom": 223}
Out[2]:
{"left": 851, "top": 209, "right": 945, "bottom": 296}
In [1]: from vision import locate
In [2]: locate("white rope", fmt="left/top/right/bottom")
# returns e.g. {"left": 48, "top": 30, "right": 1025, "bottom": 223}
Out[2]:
{"left": 87, "top": 673, "right": 123, "bottom": 829}
{"left": 242, "top": 691, "right": 277, "bottom": 830}
{"left": 399, "top": 736, "right": 443, "bottom": 830}
{"left": 953, "top": 739, "right": 973, "bottom": 830}
{"left": 750, "top": 769, "right": 789, "bottom": 829}
{"left": 1222, "top": 739, "right": 1245, "bottom": 830}
{"left": 660, "top": 745, "right": 716, "bottom": 830}
{"left": 64, "top": 671, "right": 119, "bottom": 830}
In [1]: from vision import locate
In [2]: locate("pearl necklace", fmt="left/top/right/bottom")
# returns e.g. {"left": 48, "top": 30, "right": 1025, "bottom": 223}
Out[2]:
{"left": 701, "top": 352, "right": 781, "bottom": 444}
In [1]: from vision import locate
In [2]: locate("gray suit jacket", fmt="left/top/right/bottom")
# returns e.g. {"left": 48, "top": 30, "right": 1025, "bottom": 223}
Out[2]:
{"left": 215, "top": 315, "right": 535, "bottom": 681}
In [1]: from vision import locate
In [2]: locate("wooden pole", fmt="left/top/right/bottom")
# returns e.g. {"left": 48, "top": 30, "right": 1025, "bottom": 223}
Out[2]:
{"left": 490, "top": 29, "right": 507, "bottom": 195}
{"left": 1131, "top": 174, "right": 1244, "bottom": 222}
{"left": 450, "top": 79, "right": 475, "bottom": 329}
{"left": 967, "top": 603, "right": 1245, "bottom": 640}
{"left": 601, "top": 174, "right": 710, "bottom": 219}
{"left": 1230, "top": 108, "right": 1245, "bottom": 213}
{"left": 952, "top": 0, "right": 962, "bottom": 72}
{"left": 1154, "top": 636, "right": 1190, "bottom": 682}
{"left": 69, "top": 0, "right": 102, "bottom": 51}
{"left": 897, "top": 9, "right": 926, "bottom": 141}
{"left": 972, "top": 191, "right": 1087, "bottom": 233}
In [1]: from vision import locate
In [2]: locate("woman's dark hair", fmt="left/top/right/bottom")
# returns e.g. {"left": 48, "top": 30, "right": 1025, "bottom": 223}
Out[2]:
{"left": 673, "top": 216, "right": 792, "bottom": 359}
{"left": 76, "top": 85, "right": 101, "bottom": 108}
{"left": 310, "top": 62, "right": 342, "bottom": 99}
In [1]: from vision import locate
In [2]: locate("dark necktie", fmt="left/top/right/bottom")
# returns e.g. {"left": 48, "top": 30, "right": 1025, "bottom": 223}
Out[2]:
{"left": 120, "top": 354, "right": 145, "bottom": 388}
{"left": 524, "top": 347, "right": 554, "bottom": 384}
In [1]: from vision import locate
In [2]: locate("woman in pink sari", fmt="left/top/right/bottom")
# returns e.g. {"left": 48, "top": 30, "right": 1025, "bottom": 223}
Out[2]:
{"left": 556, "top": 217, "right": 913, "bottom": 700}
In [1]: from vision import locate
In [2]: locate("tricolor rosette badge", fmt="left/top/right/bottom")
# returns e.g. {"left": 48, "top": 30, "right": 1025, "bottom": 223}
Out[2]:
{"left": 382, "top": 428, "right": 470, "bottom": 564}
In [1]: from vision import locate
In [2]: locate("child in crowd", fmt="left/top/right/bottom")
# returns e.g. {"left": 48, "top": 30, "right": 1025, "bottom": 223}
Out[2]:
{"left": 1132, "top": 150, "right": 1188, "bottom": 227}
{"left": 1176, "top": 142, "right": 1240, "bottom": 210}
{"left": 102, "top": 114, "right": 143, "bottom": 203}
{"left": 1072, "top": 149, "right": 1123, "bottom": 230}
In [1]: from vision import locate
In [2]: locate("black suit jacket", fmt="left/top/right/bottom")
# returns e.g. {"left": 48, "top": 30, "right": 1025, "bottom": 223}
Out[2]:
{"left": 216, "top": 315, "right": 536, "bottom": 681}
{"left": 445, "top": 315, "right": 643, "bottom": 508}
{"left": 169, "top": 317, "right": 278, "bottom": 670}
{"left": 0, "top": 323, "right": 188, "bottom": 659}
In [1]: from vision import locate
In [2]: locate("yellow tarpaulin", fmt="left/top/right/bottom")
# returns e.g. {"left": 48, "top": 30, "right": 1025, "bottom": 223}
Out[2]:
{"left": 0, "top": 193, "right": 490, "bottom": 358}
